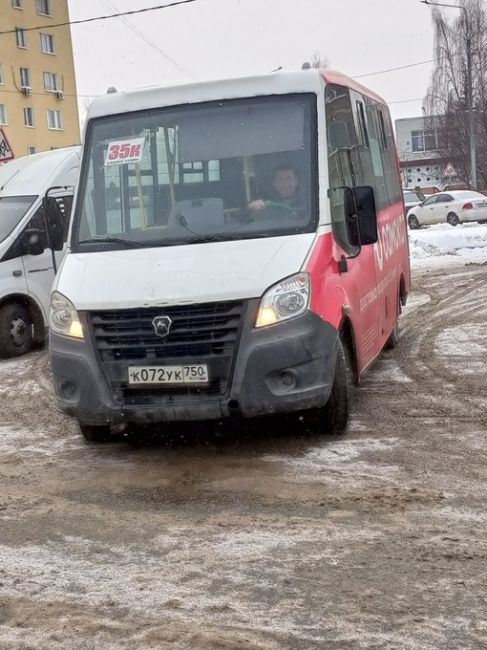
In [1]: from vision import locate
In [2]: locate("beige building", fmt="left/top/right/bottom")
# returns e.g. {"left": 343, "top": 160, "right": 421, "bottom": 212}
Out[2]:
{"left": 0, "top": 0, "right": 80, "bottom": 159}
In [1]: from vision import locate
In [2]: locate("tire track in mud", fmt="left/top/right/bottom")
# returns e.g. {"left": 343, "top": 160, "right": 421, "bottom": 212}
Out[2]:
{"left": 365, "top": 267, "right": 487, "bottom": 423}
{"left": 30, "top": 351, "right": 54, "bottom": 398}
{"left": 1, "top": 264, "right": 487, "bottom": 650}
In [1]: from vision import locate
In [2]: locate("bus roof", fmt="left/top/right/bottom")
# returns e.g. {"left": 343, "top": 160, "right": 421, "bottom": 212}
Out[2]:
{"left": 321, "top": 69, "right": 386, "bottom": 105}
{"left": 86, "top": 69, "right": 387, "bottom": 122}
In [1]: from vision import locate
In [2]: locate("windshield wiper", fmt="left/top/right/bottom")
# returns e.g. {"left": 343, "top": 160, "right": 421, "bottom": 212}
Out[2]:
{"left": 175, "top": 215, "right": 220, "bottom": 242}
{"left": 77, "top": 236, "right": 146, "bottom": 248}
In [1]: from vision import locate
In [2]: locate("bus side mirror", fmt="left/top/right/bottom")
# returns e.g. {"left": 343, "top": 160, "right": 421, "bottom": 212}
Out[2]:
{"left": 21, "top": 229, "right": 45, "bottom": 256}
{"left": 353, "top": 186, "right": 378, "bottom": 246}
{"left": 43, "top": 196, "right": 65, "bottom": 251}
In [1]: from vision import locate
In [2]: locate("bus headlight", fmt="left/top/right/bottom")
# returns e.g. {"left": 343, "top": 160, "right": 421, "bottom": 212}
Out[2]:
{"left": 255, "top": 273, "right": 311, "bottom": 328}
{"left": 50, "top": 291, "right": 84, "bottom": 339}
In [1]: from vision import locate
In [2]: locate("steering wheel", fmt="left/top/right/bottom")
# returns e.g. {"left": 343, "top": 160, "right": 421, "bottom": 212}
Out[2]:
{"left": 261, "top": 201, "right": 296, "bottom": 217}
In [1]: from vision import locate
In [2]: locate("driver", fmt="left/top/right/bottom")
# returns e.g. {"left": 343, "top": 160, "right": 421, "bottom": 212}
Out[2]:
{"left": 248, "top": 164, "right": 307, "bottom": 217}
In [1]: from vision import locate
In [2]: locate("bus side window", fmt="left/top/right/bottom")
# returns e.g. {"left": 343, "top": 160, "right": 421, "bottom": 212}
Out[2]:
{"left": 355, "top": 101, "right": 369, "bottom": 148}
{"left": 326, "top": 84, "right": 359, "bottom": 255}
{"left": 326, "top": 84, "right": 376, "bottom": 255}
{"left": 381, "top": 109, "right": 402, "bottom": 206}
{"left": 365, "top": 102, "right": 388, "bottom": 210}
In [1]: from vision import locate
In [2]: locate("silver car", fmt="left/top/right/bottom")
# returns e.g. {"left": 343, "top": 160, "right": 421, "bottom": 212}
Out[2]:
{"left": 407, "top": 190, "right": 487, "bottom": 229}
{"left": 403, "top": 189, "right": 426, "bottom": 213}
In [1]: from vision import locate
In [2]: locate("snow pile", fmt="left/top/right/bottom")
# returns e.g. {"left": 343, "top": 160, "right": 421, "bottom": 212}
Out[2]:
{"left": 409, "top": 223, "right": 487, "bottom": 268}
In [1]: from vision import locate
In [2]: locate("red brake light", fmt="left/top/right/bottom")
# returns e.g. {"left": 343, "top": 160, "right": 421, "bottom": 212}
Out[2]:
{"left": 463, "top": 202, "right": 473, "bottom": 210}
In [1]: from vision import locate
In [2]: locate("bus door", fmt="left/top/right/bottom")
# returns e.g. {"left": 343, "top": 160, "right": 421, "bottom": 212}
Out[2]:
{"left": 326, "top": 84, "right": 379, "bottom": 371}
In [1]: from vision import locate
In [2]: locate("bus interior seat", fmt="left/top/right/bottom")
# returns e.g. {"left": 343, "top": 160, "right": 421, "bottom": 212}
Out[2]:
{"left": 169, "top": 198, "right": 225, "bottom": 230}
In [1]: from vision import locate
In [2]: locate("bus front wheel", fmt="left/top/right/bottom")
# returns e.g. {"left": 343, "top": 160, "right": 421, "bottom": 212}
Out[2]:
{"left": 312, "top": 336, "right": 351, "bottom": 435}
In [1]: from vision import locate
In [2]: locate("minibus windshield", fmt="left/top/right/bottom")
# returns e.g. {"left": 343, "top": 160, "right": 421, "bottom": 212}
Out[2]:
{"left": 0, "top": 196, "right": 37, "bottom": 243}
{"left": 74, "top": 94, "right": 317, "bottom": 250}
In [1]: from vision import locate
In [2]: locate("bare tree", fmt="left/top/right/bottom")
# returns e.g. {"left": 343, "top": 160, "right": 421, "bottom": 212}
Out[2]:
{"left": 310, "top": 51, "right": 329, "bottom": 69}
{"left": 425, "top": 0, "right": 487, "bottom": 188}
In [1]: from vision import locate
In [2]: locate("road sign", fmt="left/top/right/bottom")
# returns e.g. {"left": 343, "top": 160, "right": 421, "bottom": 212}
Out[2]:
{"left": 443, "top": 162, "right": 457, "bottom": 178}
{"left": 0, "top": 128, "right": 14, "bottom": 162}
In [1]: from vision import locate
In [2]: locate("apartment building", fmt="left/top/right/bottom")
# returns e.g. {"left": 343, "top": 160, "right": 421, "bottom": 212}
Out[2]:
{"left": 0, "top": 0, "right": 80, "bottom": 158}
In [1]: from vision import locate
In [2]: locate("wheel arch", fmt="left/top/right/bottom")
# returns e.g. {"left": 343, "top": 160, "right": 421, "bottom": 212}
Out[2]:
{"left": 0, "top": 293, "right": 46, "bottom": 343}
{"left": 338, "top": 315, "right": 359, "bottom": 384}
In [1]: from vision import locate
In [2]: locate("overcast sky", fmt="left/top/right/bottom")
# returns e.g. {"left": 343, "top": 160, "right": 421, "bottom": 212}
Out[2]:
{"left": 68, "top": 0, "right": 436, "bottom": 129}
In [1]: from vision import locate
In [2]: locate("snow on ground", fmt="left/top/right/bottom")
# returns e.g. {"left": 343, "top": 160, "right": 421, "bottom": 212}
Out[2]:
{"left": 409, "top": 222, "right": 487, "bottom": 270}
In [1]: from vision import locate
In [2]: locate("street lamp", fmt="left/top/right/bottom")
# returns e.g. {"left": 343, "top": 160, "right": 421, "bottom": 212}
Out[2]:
{"left": 421, "top": 0, "right": 477, "bottom": 188}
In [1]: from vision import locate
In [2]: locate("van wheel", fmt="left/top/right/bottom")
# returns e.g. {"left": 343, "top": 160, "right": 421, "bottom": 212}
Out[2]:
{"left": 311, "top": 336, "right": 351, "bottom": 435}
{"left": 447, "top": 212, "right": 460, "bottom": 226}
{"left": 79, "top": 423, "right": 112, "bottom": 443}
{"left": 408, "top": 214, "right": 420, "bottom": 229}
{"left": 0, "top": 303, "right": 33, "bottom": 358}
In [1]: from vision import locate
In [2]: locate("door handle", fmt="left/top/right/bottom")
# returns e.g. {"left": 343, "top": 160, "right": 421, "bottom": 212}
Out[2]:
{"left": 28, "top": 267, "right": 53, "bottom": 274}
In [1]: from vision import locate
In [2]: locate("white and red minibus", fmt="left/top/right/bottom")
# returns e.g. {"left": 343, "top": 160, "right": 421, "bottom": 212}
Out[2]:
{"left": 47, "top": 69, "right": 410, "bottom": 442}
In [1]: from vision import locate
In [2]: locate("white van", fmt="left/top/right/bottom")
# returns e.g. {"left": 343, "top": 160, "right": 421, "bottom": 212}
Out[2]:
{"left": 0, "top": 146, "right": 81, "bottom": 357}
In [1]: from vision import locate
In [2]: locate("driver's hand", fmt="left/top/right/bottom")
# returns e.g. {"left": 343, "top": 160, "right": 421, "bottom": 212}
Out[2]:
{"left": 248, "top": 199, "right": 267, "bottom": 211}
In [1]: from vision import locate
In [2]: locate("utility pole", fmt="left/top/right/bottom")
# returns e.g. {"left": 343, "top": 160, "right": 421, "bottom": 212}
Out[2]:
{"left": 421, "top": 0, "right": 477, "bottom": 188}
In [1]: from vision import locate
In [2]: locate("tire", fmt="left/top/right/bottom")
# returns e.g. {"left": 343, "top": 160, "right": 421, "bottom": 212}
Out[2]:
{"left": 0, "top": 303, "right": 33, "bottom": 358}
{"left": 312, "top": 336, "right": 351, "bottom": 435}
{"left": 79, "top": 423, "right": 112, "bottom": 443}
{"left": 384, "top": 290, "right": 401, "bottom": 350}
{"left": 385, "top": 323, "right": 399, "bottom": 350}
{"left": 408, "top": 214, "right": 420, "bottom": 230}
{"left": 447, "top": 212, "right": 460, "bottom": 226}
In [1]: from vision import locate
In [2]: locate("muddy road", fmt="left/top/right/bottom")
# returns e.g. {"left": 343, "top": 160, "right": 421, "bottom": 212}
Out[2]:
{"left": 0, "top": 263, "right": 486, "bottom": 650}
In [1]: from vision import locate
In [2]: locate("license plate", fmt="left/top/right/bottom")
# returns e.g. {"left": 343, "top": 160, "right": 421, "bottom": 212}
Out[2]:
{"left": 128, "top": 365, "right": 209, "bottom": 385}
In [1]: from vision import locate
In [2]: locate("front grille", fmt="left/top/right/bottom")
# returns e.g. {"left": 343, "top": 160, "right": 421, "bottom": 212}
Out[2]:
{"left": 88, "top": 301, "right": 245, "bottom": 400}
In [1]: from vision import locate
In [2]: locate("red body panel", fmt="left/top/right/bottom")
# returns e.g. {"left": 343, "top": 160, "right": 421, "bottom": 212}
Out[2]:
{"left": 307, "top": 201, "right": 411, "bottom": 378}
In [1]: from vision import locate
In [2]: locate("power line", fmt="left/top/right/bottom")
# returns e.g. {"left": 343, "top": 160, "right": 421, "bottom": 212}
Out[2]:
{"left": 0, "top": 0, "right": 199, "bottom": 35}
{"left": 353, "top": 59, "right": 433, "bottom": 78}
{"left": 97, "top": 0, "right": 192, "bottom": 79}
{"left": 388, "top": 97, "right": 424, "bottom": 104}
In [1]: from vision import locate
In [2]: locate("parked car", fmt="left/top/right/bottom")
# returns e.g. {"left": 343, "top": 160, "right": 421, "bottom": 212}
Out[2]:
{"left": 407, "top": 190, "right": 487, "bottom": 229}
{"left": 403, "top": 189, "right": 426, "bottom": 212}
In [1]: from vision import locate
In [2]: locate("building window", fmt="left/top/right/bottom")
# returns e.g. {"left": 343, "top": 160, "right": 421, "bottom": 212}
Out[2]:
{"left": 16, "top": 28, "right": 28, "bottom": 48}
{"left": 28, "top": 146, "right": 37, "bottom": 155}
{"left": 20, "top": 67, "right": 31, "bottom": 88}
{"left": 0, "top": 64, "right": 4, "bottom": 85}
{"left": 24, "top": 107, "right": 35, "bottom": 127}
{"left": 36, "top": 0, "right": 51, "bottom": 15}
{"left": 47, "top": 109, "right": 63, "bottom": 130}
{"left": 40, "top": 33, "right": 55, "bottom": 54}
{"left": 411, "top": 129, "right": 438, "bottom": 153}
{"left": 12, "top": 0, "right": 23, "bottom": 8}
{"left": 0, "top": 105, "right": 7, "bottom": 125}
{"left": 43, "top": 71, "right": 59, "bottom": 92}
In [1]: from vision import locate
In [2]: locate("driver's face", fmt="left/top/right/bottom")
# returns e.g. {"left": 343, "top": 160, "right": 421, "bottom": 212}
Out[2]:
{"left": 272, "top": 170, "right": 298, "bottom": 199}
